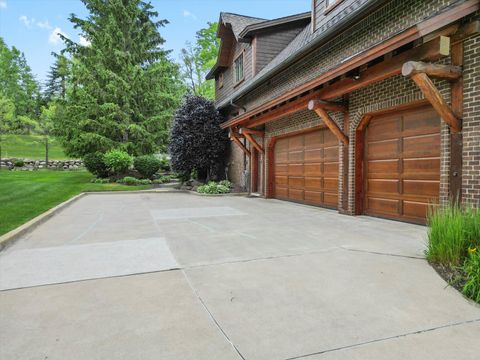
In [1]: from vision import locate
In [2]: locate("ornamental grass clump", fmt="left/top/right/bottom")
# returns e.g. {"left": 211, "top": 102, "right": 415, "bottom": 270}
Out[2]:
{"left": 463, "top": 247, "right": 480, "bottom": 303}
{"left": 426, "top": 204, "right": 480, "bottom": 267}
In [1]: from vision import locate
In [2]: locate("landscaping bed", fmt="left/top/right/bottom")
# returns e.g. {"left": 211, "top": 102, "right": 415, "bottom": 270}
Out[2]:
{"left": 426, "top": 204, "right": 480, "bottom": 303}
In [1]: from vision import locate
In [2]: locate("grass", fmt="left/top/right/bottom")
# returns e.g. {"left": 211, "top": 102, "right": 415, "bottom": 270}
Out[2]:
{"left": 0, "top": 134, "right": 71, "bottom": 160}
{"left": 0, "top": 170, "right": 151, "bottom": 236}
{"left": 426, "top": 204, "right": 480, "bottom": 266}
{"left": 426, "top": 203, "right": 480, "bottom": 303}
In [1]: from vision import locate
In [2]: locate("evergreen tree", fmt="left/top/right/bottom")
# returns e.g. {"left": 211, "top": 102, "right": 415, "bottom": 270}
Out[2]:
{"left": 57, "top": 0, "right": 185, "bottom": 157}
{"left": 44, "top": 53, "right": 70, "bottom": 102}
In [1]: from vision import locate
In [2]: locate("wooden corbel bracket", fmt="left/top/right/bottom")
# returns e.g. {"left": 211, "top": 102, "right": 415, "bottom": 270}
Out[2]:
{"left": 402, "top": 61, "right": 462, "bottom": 133}
{"left": 239, "top": 128, "right": 264, "bottom": 137}
{"left": 308, "top": 100, "right": 349, "bottom": 146}
{"left": 229, "top": 129, "right": 251, "bottom": 157}
{"left": 243, "top": 132, "right": 264, "bottom": 154}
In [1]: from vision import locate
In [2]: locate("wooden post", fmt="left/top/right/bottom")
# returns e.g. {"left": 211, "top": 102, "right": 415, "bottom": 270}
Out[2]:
{"left": 450, "top": 42, "right": 464, "bottom": 203}
{"left": 308, "top": 100, "right": 349, "bottom": 146}
{"left": 250, "top": 147, "right": 258, "bottom": 193}
{"left": 409, "top": 72, "right": 462, "bottom": 132}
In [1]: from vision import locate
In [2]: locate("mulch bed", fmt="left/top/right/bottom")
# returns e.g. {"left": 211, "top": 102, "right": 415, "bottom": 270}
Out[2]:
{"left": 430, "top": 262, "right": 467, "bottom": 293}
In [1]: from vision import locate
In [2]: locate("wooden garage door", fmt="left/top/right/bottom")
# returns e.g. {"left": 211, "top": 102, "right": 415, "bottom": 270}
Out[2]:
{"left": 364, "top": 106, "right": 440, "bottom": 224}
{"left": 274, "top": 128, "right": 339, "bottom": 208}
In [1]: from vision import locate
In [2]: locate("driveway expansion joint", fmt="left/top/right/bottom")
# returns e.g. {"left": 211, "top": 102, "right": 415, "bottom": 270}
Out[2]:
{"left": 340, "top": 246, "right": 425, "bottom": 260}
{"left": 283, "top": 318, "right": 480, "bottom": 360}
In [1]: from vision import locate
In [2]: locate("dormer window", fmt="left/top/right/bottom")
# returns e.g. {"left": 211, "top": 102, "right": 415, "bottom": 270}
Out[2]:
{"left": 324, "top": 0, "right": 344, "bottom": 14}
{"left": 218, "top": 72, "right": 224, "bottom": 89}
{"left": 234, "top": 52, "right": 244, "bottom": 84}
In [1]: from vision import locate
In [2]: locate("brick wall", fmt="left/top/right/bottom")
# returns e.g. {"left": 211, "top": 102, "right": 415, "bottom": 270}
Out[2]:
{"left": 462, "top": 34, "right": 480, "bottom": 205}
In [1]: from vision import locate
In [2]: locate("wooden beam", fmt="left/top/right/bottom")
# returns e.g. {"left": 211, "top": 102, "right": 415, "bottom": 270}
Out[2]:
{"left": 244, "top": 132, "right": 264, "bottom": 154}
{"left": 239, "top": 128, "right": 264, "bottom": 136}
{"left": 230, "top": 132, "right": 251, "bottom": 157}
{"left": 409, "top": 72, "right": 462, "bottom": 133}
{"left": 307, "top": 99, "right": 346, "bottom": 112}
{"left": 401, "top": 61, "right": 462, "bottom": 80}
{"left": 318, "top": 36, "right": 450, "bottom": 100}
{"left": 308, "top": 100, "right": 349, "bottom": 145}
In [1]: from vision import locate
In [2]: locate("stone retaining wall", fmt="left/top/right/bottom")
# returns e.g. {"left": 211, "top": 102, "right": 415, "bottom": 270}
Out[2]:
{"left": 0, "top": 158, "right": 84, "bottom": 170}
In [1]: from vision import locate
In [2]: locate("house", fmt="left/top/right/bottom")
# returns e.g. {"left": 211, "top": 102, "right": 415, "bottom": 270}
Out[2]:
{"left": 207, "top": 0, "right": 480, "bottom": 225}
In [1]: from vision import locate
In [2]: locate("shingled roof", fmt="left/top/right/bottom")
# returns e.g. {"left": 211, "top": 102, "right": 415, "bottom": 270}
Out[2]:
{"left": 219, "top": 12, "right": 266, "bottom": 40}
{"left": 215, "top": 0, "right": 390, "bottom": 109}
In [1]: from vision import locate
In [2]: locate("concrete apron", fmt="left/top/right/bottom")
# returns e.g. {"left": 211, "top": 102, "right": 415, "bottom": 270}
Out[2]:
{"left": 0, "top": 193, "right": 479, "bottom": 360}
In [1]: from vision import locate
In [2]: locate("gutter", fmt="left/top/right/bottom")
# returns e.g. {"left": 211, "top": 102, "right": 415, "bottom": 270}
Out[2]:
{"left": 216, "top": 0, "right": 390, "bottom": 109}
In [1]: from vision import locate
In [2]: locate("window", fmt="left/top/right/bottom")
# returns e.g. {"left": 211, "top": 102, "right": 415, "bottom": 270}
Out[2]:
{"left": 218, "top": 72, "right": 224, "bottom": 89}
{"left": 324, "top": 0, "right": 343, "bottom": 14}
{"left": 234, "top": 52, "right": 244, "bottom": 84}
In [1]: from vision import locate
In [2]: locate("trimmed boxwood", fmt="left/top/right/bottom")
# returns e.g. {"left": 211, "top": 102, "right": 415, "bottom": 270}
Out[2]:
{"left": 134, "top": 155, "right": 161, "bottom": 179}
{"left": 83, "top": 152, "right": 109, "bottom": 178}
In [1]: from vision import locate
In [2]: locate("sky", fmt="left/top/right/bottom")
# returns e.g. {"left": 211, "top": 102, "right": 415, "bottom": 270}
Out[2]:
{"left": 0, "top": 0, "right": 310, "bottom": 84}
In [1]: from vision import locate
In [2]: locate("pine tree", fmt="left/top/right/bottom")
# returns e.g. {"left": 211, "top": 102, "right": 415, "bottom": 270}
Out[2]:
{"left": 57, "top": 0, "right": 185, "bottom": 157}
{"left": 44, "top": 53, "right": 70, "bottom": 102}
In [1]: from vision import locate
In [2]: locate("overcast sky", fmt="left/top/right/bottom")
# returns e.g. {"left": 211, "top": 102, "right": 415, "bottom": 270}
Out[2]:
{"left": 0, "top": 0, "right": 310, "bottom": 84}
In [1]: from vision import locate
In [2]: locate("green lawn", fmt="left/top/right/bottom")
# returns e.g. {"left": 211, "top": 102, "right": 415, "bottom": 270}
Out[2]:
{"left": 0, "top": 170, "right": 151, "bottom": 236}
{"left": 0, "top": 134, "right": 71, "bottom": 160}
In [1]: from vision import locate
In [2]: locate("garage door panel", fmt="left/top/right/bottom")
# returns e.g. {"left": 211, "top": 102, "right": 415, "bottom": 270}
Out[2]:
{"left": 304, "top": 149, "right": 323, "bottom": 162}
{"left": 367, "top": 197, "right": 400, "bottom": 215}
{"left": 367, "top": 116, "right": 402, "bottom": 141}
{"left": 275, "top": 186, "right": 288, "bottom": 199}
{"left": 275, "top": 175, "right": 288, "bottom": 186}
{"left": 289, "top": 188, "right": 304, "bottom": 201}
{"left": 324, "top": 193, "right": 338, "bottom": 207}
{"left": 403, "top": 158, "right": 440, "bottom": 176}
{"left": 305, "top": 177, "right": 322, "bottom": 190}
{"left": 275, "top": 139, "right": 288, "bottom": 152}
{"left": 275, "top": 164, "right": 288, "bottom": 175}
{"left": 288, "top": 150, "right": 304, "bottom": 162}
{"left": 289, "top": 136, "right": 304, "bottom": 150}
{"left": 324, "top": 162, "right": 338, "bottom": 176}
{"left": 288, "top": 164, "right": 304, "bottom": 176}
{"left": 403, "top": 201, "right": 429, "bottom": 220}
{"left": 304, "top": 163, "right": 322, "bottom": 176}
{"left": 289, "top": 176, "right": 304, "bottom": 189}
{"left": 364, "top": 106, "right": 440, "bottom": 224}
{"left": 403, "top": 134, "right": 440, "bottom": 158}
{"left": 324, "top": 146, "right": 339, "bottom": 161}
{"left": 403, "top": 180, "right": 439, "bottom": 197}
{"left": 367, "top": 179, "right": 400, "bottom": 195}
{"left": 304, "top": 131, "right": 323, "bottom": 148}
{"left": 403, "top": 109, "right": 439, "bottom": 136}
{"left": 367, "top": 139, "right": 400, "bottom": 160}
{"left": 324, "top": 178, "right": 338, "bottom": 191}
{"left": 273, "top": 128, "right": 338, "bottom": 209}
{"left": 367, "top": 159, "right": 400, "bottom": 175}
{"left": 304, "top": 191, "right": 323, "bottom": 204}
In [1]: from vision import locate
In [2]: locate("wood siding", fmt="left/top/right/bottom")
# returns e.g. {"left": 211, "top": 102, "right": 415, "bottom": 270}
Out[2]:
{"left": 255, "top": 26, "right": 306, "bottom": 74}
{"left": 216, "top": 42, "right": 253, "bottom": 104}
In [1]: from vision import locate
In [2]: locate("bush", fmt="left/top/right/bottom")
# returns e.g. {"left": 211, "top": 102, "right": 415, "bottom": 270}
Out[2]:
{"left": 119, "top": 176, "right": 139, "bottom": 185}
{"left": 218, "top": 180, "right": 232, "bottom": 189}
{"left": 134, "top": 155, "right": 161, "bottom": 179}
{"left": 197, "top": 181, "right": 230, "bottom": 194}
{"left": 90, "top": 178, "right": 110, "bottom": 184}
{"left": 463, "top": 248, "right": 480, "bottom": 303}
{"left": 83, "top": 152, "right": 109, "bottom": 178}
{"left": 158, "top": 154, "right": 170, "bottom": 171}
{"left": 153, "top": 174, "right": 174, "bottom": 184}
{"left": 426, "top": 204, "right": 480, "bottom": 266}
{"left": 104, "top": 149, "right": 132, "bottom": 176}
{"left": 14, "top": 159, "right": 25, "bottom": 167}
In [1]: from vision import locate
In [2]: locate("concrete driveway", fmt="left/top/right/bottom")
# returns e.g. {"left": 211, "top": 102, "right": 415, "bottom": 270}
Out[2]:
{"left": 1, "top": 192, "right": 479, "bottom": 360}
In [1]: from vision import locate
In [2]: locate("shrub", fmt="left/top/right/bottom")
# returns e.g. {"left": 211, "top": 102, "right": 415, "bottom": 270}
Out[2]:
{"left": 218, "top": 180, "right": 232, "bottom": 189}
{"left": 463, "top": 248, "right": 480, "bottom": 303}
{"left": 14, "top": 159, "right": 25, "bottom": 167}
{"left": 197, "top": 181, "right": 230, "bottom": 194}
{"left": 134, "top": 155, "right": 161, "bottom": 179}
{"left": 169, "top": 95, "right": 229, "bottom": 181}
{"left": 120, "top": 176, "right": 139, "bottom": 185}
{"left": 104, "top": 149, "right": 132, "bottom": 176}
{"left": 158, "top": 154, "right": 170, "bottom": 171}
{"left": 426, "top": 204, "right": 480, "bottom": 266}
{"left": 90, "top": 178, "right": 110, "bottom": 184}
{"left": 83, "top": 152, "right": 109, "bottom": 178}
{"left": 138, "top": 179, "right": 152, "bottom": 185}
{"left": 153, "top": 175, "right": 175, "bottom": 184}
